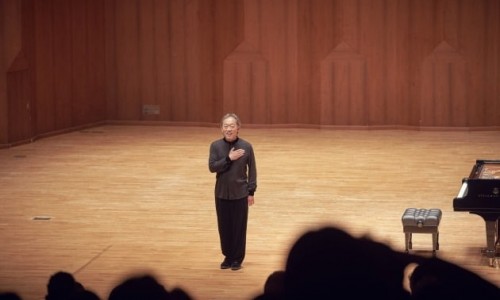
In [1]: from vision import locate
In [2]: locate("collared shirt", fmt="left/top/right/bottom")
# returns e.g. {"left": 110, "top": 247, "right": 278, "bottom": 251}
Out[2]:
{"left": 209, "top": 137, "right": 257, "bottom": 200}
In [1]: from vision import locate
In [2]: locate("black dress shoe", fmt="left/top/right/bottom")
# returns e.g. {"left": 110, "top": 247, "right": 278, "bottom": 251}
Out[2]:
{"left": 230, "top": 261, "right": 241, "bottom": 271}
{"left": 220, "top": 260, "right": 231, "bottom": 269}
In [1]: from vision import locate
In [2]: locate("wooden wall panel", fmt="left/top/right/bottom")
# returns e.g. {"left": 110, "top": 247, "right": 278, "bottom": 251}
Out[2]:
{"left": 183, "top": 0, "right": 203, "bottom": 122}
{"left": 52, "top": 0, "right": 73, "bottom": 129}
{"left": 223, "top": 57, "right": 269, "bottom": 124}
{"left": 461, "top": 0, "right": 486, "bottom": 127}
{"left": 484, "top": 0, "right": 500, "bottom": 126}
{"left": 69, "top": 0, "right": 106, "bottom": 126}
{"left": 261, "top": 0, "right": 288, "bottom": 123}
{"left": 0, "top": 0, "right": 22, "bottom": 145}
{"left": 360, "top": 0, "right": 386, "bottom": 125}
{"left": 320, "top": 44, "right": 367, "bottom": 125}
{"left": 296, "top": 1, "right": 319, "bottom": 125}
{"left": 223, "top": 0, "right": 269, "bottom": 124}
{"left": 153, "top": 0, "right": 172, "bottom": 121}
{"left": 2, "top": 0, "right": 107, "bottom": 145}
{"left": 34, "top": 0, "right": 55, "bottom": 134}
{"left": 87, "top": 0, "right": 107, "bottom": 124}
{"left": 3, "top": 0, "right": 500, "bottom": 144}
{"left": 1, "top": 0, "right": 36, "bottom": 146}
{"left": 213, "top": 0, "right": 244, "bottom": 122}
{"left": 385, "top": 0, "right": 410, "bottom": 126}
{"left": 282, "top": 0, "right": 299, "bottom": 124}
{"left": 168, "top": 0, "right": 187, "bottom": 121}
{"left": 7, "top": 70, "right": 32, "bottom": 142}
{"left": 72, "top": 0, "right": 90, "bottom": 126}
{"left": 0, "top": 6, "right": 6, "bottom": 145}
{"left": 408, "top": 0, "right": 434, "bottom": 127}
{"left": 483, "top": 0, "right": 500, "bottom": 126}
{"left": 196, "top": 0, "right": 217, "bottom": 123}
{"left": 420, "top": 42, "right": 468, "bottom": 127}
{"left": 115, "top": 0, "right": 141, "bottom": 120}
{"left": 107, "top": 0, "right": 236, "bottom": 124}
{"left": 138, "top": 0, "right": 157, "bottom": 121}
{"left": 104, "top": 0, "right": 118, "bottom": 120}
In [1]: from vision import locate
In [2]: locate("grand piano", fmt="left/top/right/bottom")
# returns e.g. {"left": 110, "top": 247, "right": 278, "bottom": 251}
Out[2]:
{"left": 453, "top": 159, "right": 500, "bottom": 267}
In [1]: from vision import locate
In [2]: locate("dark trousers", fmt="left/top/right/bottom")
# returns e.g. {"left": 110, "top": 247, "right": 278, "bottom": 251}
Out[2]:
{"left": 215, "top": 197, "right": 248, "bottom": 263}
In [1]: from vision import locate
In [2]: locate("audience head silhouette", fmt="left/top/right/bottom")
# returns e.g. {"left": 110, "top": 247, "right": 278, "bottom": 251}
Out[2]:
{"left": 108, "top": 275, "right": 169, "bottom": 300}
{"left": 254, "top": 270, "right": 286, "bottom": 300}
{"left": 45, "top": 271, "right": 84, "bottom": 300}
{"left": 263, "top": 270, "right": 285, "bottom": 297}
{"left": 409, "top": 257, "right": 500, "bottom": 299}
{"left": 72, "top": 290, "right": 101, "bottom": 300}
{"left": 284, "top": 226, "right": 424, "bottom": 299}
{"left": 108, "top": 274, "right": 191, "bottom": 300}
{"left": 0, "top": 292, "right": 22, "bottom": 300}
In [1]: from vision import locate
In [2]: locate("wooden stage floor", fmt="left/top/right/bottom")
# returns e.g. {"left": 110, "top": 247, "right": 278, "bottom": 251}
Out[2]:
{"left": 0, "top": 125, "right": 499, "bottom": 299}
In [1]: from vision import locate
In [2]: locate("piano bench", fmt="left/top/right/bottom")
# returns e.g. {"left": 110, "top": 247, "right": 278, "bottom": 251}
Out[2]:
{"left": 402, "top": 208, "right": 442, "bottom": 256}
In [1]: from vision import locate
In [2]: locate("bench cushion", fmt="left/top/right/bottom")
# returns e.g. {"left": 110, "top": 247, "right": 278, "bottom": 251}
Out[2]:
{"left": 402, "top": 208, "right": 442, "bottom": 227}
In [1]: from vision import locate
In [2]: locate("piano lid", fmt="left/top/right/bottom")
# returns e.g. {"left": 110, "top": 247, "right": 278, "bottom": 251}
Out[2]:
{"left": 453, "top": 160, "right": 500, "bottom": 212}
{"left": 469, "top": 159, "right": 500, "bottom": 179}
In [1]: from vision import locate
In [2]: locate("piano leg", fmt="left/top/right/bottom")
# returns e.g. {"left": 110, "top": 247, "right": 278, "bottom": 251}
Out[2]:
{"left": 470, "top": 212, "right": 499, "bottom": 267}
{"left": 482, "top": 219, "right": 499, "bottom": 268}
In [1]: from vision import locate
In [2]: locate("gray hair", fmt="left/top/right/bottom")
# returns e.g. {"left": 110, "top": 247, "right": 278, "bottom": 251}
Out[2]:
{"left": 221, "top": 113, "right": 241, "bottom": 127}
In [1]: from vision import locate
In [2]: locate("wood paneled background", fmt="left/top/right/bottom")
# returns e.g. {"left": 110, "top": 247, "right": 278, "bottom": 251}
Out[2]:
{"left": 1, "top": 0, "right": 500, "bottom": 146}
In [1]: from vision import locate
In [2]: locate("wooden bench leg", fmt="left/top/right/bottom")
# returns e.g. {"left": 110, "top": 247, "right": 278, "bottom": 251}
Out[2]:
{"left": 432, "top": 230, "right": 439, "bottom": 256}
{"left": 405, "top": 232, "right": 412, "bottom": 252}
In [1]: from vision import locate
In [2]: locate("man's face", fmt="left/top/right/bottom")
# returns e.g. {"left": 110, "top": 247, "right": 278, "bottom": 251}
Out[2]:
{"left": 221, "top": 117, "right": 239, "bottom": 142}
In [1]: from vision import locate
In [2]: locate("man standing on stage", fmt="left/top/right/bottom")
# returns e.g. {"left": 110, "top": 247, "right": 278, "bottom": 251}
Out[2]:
{"left": 209, "top": 113, "right": 257, "bottom": 271}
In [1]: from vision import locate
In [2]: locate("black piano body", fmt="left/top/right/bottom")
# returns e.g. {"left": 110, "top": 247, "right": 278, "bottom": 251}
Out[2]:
{"left": 453, "top": 159, "right": 500, "bottom": 267}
